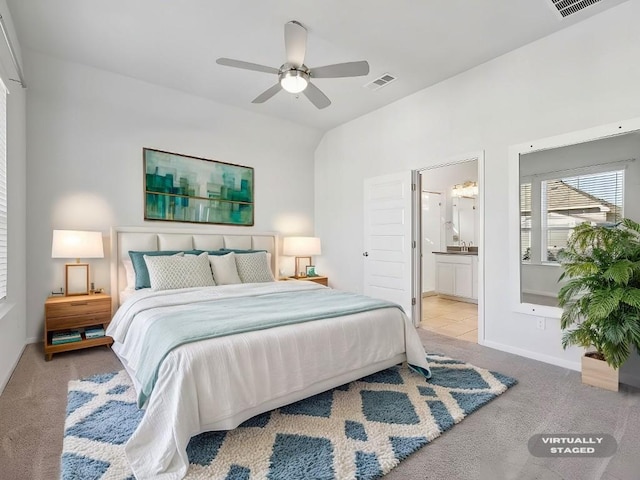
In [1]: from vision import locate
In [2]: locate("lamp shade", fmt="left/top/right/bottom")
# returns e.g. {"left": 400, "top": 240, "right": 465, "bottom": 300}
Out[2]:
{"left": 282, "top": 237, "right": 321, "bottom": 256}
{"left": 52, "top": 230, "right": 104, "bottom": 259}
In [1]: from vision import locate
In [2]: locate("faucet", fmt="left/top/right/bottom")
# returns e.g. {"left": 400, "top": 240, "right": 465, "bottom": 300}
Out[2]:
{"left": 461, "top": 241, "right": 467, "bottom": 252}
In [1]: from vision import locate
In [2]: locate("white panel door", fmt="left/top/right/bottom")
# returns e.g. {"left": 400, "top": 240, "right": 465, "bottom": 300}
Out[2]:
{"left": 363, "top": 172, "right": 413, "bottom": 318}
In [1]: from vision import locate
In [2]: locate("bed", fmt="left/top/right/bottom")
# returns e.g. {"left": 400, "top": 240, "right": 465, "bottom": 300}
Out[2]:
{"left": 107, "top": 226, "right": 431, "bottom": 480}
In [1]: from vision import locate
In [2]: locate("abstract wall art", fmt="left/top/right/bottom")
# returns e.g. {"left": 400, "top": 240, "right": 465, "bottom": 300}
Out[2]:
{"left": 143, "top": 148, "right": 254, "bottom": 226}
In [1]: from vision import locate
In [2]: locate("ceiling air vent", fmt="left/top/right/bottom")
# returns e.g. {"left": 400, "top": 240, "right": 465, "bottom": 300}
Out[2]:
{"left": 364, "top": 73, "right": 397, "bottom": 91}
{"left": 550, "top": 0, "right": 602, "bottom": 18}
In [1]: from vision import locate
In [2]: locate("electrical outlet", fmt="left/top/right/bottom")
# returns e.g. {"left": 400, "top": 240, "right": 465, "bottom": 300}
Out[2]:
{"left": 536, "top": 318, "right": 546, "bottom": 330}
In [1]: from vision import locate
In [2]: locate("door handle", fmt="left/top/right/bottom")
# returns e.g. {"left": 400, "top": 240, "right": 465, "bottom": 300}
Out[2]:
{"left": 363, "top": 252, "right": 369, "bottom": 257}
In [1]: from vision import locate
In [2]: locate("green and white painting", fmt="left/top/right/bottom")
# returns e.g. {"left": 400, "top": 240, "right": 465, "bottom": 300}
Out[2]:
{"left": 144, "top": 148, "right": 254, "bottom": 226}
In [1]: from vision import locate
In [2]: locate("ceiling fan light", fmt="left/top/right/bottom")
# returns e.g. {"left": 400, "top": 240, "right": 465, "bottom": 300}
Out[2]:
{"left": 280, "top": 70, "right": 308, "bottom": 93}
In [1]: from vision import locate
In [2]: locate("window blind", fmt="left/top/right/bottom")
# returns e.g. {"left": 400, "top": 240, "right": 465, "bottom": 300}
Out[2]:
{"left": 0, "top": 80, "right": 6, "bottom": 300}
{"left": 542, "top": 169, "right": 624, "bottom": 261}
{"left": 520, "top": 183, "right": 532, "bottom": 261}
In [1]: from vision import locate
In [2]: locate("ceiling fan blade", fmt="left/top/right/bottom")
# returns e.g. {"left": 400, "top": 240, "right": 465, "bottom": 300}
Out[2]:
{"left": 303, "top": 82, "right": 331, "bottom": 109}
{"left": 216, "top": 58, "right": 279, "bottom": 75}
{"left": 284, "top": 20, "right": 307, "bottom": 67}
{"left": 311, "top": 60, "right": 370, "bottom": 78}
{"left": 252, "top": 83, "right": 282, "bottom": 104}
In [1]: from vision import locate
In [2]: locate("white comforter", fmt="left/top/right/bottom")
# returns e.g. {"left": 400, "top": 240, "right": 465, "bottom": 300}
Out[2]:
{"left": 107, "top": 282, "right": 428, "bottom": 480}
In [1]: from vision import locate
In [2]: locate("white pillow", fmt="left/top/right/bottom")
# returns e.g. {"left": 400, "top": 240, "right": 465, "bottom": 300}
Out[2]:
{"left": 144, "top": 252, "right": 216, "bottom": 291}
{"left": 122, "top": 258, "right": 136, "bottom": 290}
{"left": 235, "top": 251, "right": 275, "bottom": 283}
{"left": 208, "top": 253, "right": 242, "bottom": 285}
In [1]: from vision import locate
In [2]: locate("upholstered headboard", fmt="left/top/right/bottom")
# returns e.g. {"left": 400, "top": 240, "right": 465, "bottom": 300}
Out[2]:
{"left": 110, "top": 226, "right": 279, "bottom": 312}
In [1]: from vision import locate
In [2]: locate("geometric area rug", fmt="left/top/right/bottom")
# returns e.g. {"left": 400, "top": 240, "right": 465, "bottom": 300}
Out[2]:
{"left": 61, "top": 353, "right": 516, "bottom": 480}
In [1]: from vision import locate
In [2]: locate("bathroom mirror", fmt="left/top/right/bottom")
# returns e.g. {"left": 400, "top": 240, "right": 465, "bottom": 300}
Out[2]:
{"left": 509, "top": 118, "right": 640, "bottom": 317}
{"left": 452, "top": 196, "right": 477, "bottom": 247}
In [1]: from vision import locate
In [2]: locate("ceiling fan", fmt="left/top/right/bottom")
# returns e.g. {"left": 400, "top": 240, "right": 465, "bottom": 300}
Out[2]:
{"left": 216, "top": 20, "right": 370, "bottom": 110}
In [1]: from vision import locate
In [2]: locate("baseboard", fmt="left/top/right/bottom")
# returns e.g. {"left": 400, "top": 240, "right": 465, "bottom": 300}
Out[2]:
{"left": 26, "top": 336, "right": 39, "bottom": 344}
{"left": 437, "top": 294, "right": 477, "bottom": 305}
{"left": 0, "top": 342, "right": 26, "bottom": 396}
{"left": 481, "top": 340, "right": 581, "bottom": 372}
{"left": 421, "top": 291, "right": 437, "bottom": 298}
{"left": 521, "top": 289, "right": 557, "bottom": 298}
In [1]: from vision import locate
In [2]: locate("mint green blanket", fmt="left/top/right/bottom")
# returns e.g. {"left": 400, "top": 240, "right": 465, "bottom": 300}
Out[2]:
{"left": 136, "top": 288, "right": 404, "bottom": 407}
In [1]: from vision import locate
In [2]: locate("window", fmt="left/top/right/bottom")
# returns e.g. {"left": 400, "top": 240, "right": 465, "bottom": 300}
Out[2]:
{"left": 541, "top": 170, "right": 624, "bottom": 262}
{"left": 0, "top": 80, "right": 6, "bottom": 300}
{"left": 521, "top": 168, "right": 625, "bottom": 265}
{"left": 520, "top": 182, "right": 531, "bottom": 261}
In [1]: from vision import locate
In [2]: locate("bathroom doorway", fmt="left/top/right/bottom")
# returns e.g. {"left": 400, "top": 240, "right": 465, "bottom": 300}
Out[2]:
{"left": 422, "top": 191, "right": 442, "bottom": 295}
{"left": 417, "top": 155, "right": 483, "bottom": 343}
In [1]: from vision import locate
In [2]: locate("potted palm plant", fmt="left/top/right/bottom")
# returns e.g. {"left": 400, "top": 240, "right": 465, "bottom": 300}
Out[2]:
{"left": 558, "top": 218, "right": 640, "bottom": 391}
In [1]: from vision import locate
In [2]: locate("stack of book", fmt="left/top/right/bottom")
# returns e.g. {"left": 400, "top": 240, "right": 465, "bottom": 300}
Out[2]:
{"left": 52, "top": 330, "right": 81, "bottom": 345}
{"left": 85, "top": 327, "right": 105, "bottom": 339}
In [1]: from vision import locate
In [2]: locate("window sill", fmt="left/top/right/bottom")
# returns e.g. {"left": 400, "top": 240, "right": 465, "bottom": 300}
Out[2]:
{"left": 522, "top": 262, "right": 561, "bottom": 268}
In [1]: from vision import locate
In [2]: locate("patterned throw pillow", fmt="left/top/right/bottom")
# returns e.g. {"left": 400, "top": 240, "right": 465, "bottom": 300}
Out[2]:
{"left": 235, "top": 251, "right": 275, "bottom": 283}
{"left": 208, "top": 253, "right": 242, "bottom": 285}
{"left": 128, "top": 250, "right": 184, "bottom": 289}
{"left": 144, "top": 252, "right": 215, "bottom": 291}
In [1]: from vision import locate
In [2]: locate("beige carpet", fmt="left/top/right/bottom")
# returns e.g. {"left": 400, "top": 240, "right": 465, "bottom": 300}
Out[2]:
{"left": 1, "top": 331, "right": 639, "bottom": 480}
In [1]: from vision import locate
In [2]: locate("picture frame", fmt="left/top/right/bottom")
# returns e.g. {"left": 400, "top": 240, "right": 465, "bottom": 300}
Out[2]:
{"left": 143, "top": 148, "right": 254, "bottom": 226}
{"left": 66, "top": 263, "right": 89, "bottom": 296}
{"left": 305, "top": 265, "right": 317, "bottom": 277}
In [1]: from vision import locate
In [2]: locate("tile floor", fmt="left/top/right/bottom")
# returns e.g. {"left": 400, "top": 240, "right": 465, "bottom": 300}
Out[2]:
{"left": 420, "top": 295, "right": 478, "bottom": 343}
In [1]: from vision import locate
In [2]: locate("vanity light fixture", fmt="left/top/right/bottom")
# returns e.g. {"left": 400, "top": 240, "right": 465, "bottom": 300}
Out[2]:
{"left": 452, "top": 181, "right": 478, "bottom": 198}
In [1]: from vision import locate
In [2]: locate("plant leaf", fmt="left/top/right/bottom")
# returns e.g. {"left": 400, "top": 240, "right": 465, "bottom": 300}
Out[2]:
{"left": 622, "top": 288, "right": 640, "bottom": 308}
{"left": 587, "top": 289, "right": 622, "bottom": 320}
{"left": 603, "top": 260, "right": 633, "bottom": 285}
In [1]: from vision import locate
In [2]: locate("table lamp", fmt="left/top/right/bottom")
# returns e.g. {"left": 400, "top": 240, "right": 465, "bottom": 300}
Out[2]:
{"left": 283, "top": 236, "right": 321, "bottom": 278}
{"left": 51, "top": 230, "right": 104, "bottom": 295}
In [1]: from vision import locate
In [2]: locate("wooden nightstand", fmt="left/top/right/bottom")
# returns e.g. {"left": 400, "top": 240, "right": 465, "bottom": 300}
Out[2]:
{"left": 283, "top": 276, "right": 328, "bottom": 286}
{"left": 44, "top": 293, "right": 113, "bottom": 361}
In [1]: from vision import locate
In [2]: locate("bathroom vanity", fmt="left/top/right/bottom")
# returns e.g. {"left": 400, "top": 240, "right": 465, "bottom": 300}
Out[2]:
{"left": 433, "top": 248, "right": 478, "bottom": 303}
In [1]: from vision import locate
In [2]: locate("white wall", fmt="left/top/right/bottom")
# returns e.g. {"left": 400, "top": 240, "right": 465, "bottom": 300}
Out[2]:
{"left": 24, "top": 51, "right": 322, "bottom": 342}
{"left": 314, "top": 1, "right": 640, "bottom": 370}
{"left": 0, "top": 0, "right": 27, "bottom": 392}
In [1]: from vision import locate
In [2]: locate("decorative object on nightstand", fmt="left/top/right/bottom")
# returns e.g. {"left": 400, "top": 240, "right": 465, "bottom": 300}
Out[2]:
{"left": 51, "top": 330, "right": 82, "bottom": 345}
{"left": 282, "top": 236, "right": 321, "bottom": 278}
{"left": 51, "top": 230, "right": 104, "bottom": 296}
{"left": 44, "top": 293, "right": 112, "bottom": 361}
{"left": 85, "top": 326, "right": 106, "bottom": 339}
